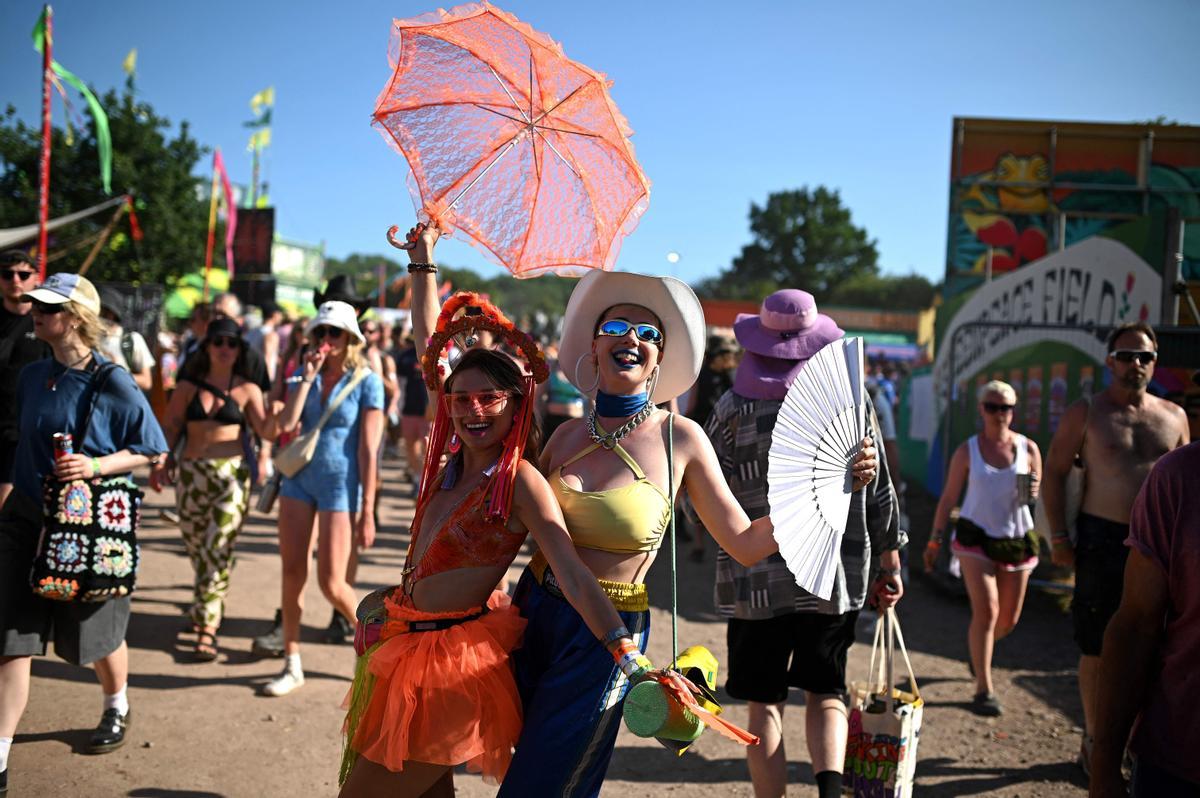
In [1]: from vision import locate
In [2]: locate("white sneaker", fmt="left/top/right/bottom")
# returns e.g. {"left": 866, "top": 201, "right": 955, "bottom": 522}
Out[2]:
{"left": 260, "top": 667, "right": 304, "bottom": 697}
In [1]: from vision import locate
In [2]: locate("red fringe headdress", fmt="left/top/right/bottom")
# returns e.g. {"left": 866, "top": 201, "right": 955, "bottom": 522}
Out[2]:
{"left": 416, "top": 292, "right": 549, "bottom": 523}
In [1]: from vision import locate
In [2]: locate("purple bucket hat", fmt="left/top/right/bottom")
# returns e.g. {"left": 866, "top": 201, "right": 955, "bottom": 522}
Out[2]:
{"left": 732, "top": 290, "right": 844, "bottom": 400}
{"left": 733, "top": 289, "right": 843, "bottom": 359}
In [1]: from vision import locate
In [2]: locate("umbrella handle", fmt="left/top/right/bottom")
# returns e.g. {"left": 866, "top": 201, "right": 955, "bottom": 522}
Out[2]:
{"left": 386, "top": 225, "right": 414, "bottom": 251}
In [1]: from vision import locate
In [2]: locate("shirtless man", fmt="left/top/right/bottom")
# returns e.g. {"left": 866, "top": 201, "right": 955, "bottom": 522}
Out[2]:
{"left": 1042, "top": 321, "right": 1189, "bottom": 775}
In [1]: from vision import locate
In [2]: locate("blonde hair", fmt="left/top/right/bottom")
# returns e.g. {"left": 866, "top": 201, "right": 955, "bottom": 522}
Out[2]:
{"left": 67, "top": 302, "right": 106, "bottom": 351}
{"left": 343, "top": 339, "right": 366, "bottom": 371}
{"left": 977, "top": 379, "right": 1017, "bottom": 404}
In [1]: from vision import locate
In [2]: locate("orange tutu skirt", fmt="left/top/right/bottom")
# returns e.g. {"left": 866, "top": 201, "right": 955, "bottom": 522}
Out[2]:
{"left": 340, "top": 590, "right": 526, "bottom": 785}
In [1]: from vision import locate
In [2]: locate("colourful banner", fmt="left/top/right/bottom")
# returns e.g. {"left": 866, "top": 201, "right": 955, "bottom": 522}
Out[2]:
{"left": 32, "top": 9, "right": 112, "bottom": 195}
{"left": 214, "top": 149, "right": 237, "bottom": 276}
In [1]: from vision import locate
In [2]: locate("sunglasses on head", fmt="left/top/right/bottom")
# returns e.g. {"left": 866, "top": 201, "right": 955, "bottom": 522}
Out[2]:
{"left": 444, "top": 390, "right": 512, "bottom": 418}
{"left": 982, "top": 401, "right": 1015, "bottom": 414}
{"left": 595, "top": 319, "right": 664, "bottom": 346}
{"left": 31, "top": 300, "right": 65, "bottom": 315}
{"left": 311, "top": 326, "right": 345, "bottom": 341}
{"left": 1110, "top": 349, "right": 1156, "bottom": 366}
{"left": 209, "top": 335, "right": 240, "bottom": 350}
{"left": 0, "top": 268, "right": 36, "bottom": 282}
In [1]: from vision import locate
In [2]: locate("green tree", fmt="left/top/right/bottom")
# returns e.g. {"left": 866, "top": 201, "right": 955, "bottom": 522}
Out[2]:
{"left": 695, "top": 187, "right": 879, "bottom": 302}
{"left": 826, "top": 272, "right": 938, "bottom": 310}
{"left": 0, "top": 87, "right": 209, "bottom": 285}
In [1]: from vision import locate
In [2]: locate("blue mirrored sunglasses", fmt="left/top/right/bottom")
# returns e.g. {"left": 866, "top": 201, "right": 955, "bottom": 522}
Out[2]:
{"left": 596, "top": 319, "right": 664, "bottom": 345}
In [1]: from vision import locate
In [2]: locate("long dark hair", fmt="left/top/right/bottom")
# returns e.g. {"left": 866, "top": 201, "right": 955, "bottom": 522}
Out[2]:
{"left": 445, "top": 348, "right": 542, "bottom": 462}
{"left": 180, "top": 336, "right": 253, "bottom": 385}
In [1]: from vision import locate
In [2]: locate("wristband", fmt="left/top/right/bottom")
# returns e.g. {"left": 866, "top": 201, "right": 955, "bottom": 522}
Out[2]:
{"left": 90, "top": 457, "right": 102, "bottom": 477}
{"left": 408, "top": 262, "right": 438, "bottom": 274}
{"left": 877, "top": 567, "right": 900, "bottom": 576}
{"left": 926, "top": 539, "right": 941, "bottom": 549}
{"left": 601, "top": 625, "right": 631, "bottom": 648}
{"left": 612, "top": 639, "right": 652, "bottom": 680}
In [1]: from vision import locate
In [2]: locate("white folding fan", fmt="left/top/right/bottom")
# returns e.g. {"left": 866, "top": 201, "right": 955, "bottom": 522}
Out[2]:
{"left": 767, "top": 337, "right": 868, "bottom": 600}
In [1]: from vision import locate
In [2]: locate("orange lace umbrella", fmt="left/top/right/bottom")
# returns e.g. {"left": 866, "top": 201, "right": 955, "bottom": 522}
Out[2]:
{"left": 373, "top": 2, "right": 650, "bottom": 278}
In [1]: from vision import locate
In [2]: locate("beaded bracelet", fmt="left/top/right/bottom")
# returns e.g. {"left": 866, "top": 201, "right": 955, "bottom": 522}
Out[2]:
{"left": 407, "top": 262, "right": 438, "bottom": 273}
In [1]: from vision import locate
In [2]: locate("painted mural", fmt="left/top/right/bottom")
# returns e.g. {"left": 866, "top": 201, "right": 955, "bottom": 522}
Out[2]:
{"left": 946, "top": 119, "right": 1200, "bottom": 297}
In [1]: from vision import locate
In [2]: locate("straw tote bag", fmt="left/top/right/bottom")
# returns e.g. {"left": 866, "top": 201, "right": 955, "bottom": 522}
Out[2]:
{"left": 275, "top": 368, "right": 369, "bottom": 479}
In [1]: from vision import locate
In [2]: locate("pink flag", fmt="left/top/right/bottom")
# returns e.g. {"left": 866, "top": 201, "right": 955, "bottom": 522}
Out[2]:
{"left": 214, "top": 149, "right": 237, "bottom": 277}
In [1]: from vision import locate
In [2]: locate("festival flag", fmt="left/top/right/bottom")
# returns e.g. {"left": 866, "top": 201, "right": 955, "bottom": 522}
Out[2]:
{"left": 122, "top": 47, "right": 137, "bottom": 77}
{"left": 32, "top": 8, "right": 112, "bottom": 195}
{"left": 214, "top": 149, "right": 237, "bottom": 276}
{"left": 249, "top": 86, "right": 274, "bottom": 116}
{"left": 247, "top": 127, "right": 271, "bottom": 152}
{"left": 125, "top": 196, "right": 143, "bottom": 241}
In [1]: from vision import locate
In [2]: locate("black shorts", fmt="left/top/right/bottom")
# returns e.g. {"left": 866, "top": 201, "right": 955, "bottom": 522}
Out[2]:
{"left": 1072, "top": 512, "right": 1130, "bottom": 657}
{"left": 725, "top": 611, "right": 860, "bottom": 703}
{"left": 0, "top": 491, "right": 131, "bottom": 666}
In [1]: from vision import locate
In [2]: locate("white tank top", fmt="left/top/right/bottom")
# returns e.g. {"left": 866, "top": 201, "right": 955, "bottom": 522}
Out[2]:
{"left": 959, "top": 434, "right": 1034, "bottom": 540}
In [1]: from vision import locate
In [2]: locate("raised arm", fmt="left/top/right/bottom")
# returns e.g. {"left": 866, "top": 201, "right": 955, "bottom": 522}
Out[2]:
{"left": 389, "top": 223, "right": 442, "bottom": 363}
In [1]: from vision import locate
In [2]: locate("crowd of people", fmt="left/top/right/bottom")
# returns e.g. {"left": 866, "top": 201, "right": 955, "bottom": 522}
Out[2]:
{"left": 0, "top": 240, "right": 1196, "bottom": 797}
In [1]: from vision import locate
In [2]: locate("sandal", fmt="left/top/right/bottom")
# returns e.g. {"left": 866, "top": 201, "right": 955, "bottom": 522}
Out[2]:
{"left": 193, "top": 630, "right": 219, "bottom": 662}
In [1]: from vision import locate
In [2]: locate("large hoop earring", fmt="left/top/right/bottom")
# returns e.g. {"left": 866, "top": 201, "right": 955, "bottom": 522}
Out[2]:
{"left": 645, "top": 365, "right": 660, "bottom": 403}
{"left": 573, "top": 353, "right": 600, "bottom": 394}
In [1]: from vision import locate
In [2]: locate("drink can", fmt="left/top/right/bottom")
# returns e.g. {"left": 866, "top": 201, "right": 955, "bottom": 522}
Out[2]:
{"left": 1016, "top": 472, "right": 1034, "bottom": 505}
{"left": 52, "top": 433, "right": 74, "bottom": 461}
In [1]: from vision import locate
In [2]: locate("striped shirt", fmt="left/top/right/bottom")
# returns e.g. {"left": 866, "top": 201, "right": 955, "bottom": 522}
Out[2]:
{"left": 703, "top": 390, "right": 900, "bottom": 619}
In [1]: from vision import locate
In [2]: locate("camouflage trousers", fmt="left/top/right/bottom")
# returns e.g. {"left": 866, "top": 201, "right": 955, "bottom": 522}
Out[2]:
{"left": 177, "top": 457, "right": 250, "bottom": 628}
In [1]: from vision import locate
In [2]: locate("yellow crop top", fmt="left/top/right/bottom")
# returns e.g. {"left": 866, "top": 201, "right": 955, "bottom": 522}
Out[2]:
{"left": 552, "top": 440, "right": 673, "bottom": 554}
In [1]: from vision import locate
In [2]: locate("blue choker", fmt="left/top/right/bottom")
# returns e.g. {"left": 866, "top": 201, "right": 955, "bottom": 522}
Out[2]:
{"left": 596, "top": 391, "right": 649, "bottom": 417}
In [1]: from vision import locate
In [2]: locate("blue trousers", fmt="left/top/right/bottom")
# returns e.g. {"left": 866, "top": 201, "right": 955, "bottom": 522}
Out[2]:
{"left": 499, "top": 566, "right": 650, "bottom": 798}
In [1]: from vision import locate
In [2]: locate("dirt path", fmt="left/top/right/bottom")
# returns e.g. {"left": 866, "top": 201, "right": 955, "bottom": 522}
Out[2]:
{"left": 14, "top": 461, "right": 1090, "bottom": 796}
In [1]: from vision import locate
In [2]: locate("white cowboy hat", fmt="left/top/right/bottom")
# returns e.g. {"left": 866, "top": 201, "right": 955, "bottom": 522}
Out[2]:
{"left": 306, "top": 300, "right": 365, "bottom": 343}
{"left": 559, "top": 270, "right": 705, "bottom": 404}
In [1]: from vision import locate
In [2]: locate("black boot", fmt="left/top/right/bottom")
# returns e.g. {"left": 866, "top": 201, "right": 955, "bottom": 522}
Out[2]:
{"left": 252, "top": 609, "right": 285, "bottom": 658}
{"left": 324, "top": 611, "right": 354, "bottom": 645}
{"left": 87, "top": 708, "right": 130, "bottom": 754}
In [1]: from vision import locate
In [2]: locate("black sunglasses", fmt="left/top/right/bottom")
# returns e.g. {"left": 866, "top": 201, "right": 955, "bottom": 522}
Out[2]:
{"left": 596, "top": 319, "right": 664, "bottom": 346}
{"left": 31, "top": 300, "right": 65, "bottom": 315}
{"left": 982, "top": 402, "right": 1015, "bottom": 414}
{"left": 1110, "top": 349, "right": 1156, "bottom": 366}
{"left": 311, "top": 326, "right": 345, "bottom": 341}
{"left": 0, "top": 268, "right": 36, "bottom": 282}
{"left": 209, "top": 335, "right": 241, "bottom": 350}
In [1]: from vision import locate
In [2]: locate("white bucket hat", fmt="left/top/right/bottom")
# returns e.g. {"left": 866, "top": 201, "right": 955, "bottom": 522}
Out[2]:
{"left": 558, "top": 270, "right": 705, "bottom": 404}
{"left": 306, "top": 300, "right": 365, "bottom": 343}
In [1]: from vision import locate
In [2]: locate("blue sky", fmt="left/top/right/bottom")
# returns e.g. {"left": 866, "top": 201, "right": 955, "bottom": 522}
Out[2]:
{"left": 2, "top": 0, "right": 1198, "bottom": 287}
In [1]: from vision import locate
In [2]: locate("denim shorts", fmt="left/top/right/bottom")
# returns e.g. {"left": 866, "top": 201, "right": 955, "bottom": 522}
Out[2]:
{"left": 1071, "top": 512, "right": 1130, "bottom": 656}
{"left": 279, "top": 466, "right": 360, "bottom": 513}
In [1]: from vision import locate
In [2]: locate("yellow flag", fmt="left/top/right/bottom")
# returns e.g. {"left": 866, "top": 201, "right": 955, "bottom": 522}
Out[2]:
{"left": 249, "top": 86, "right": 275, "bottom": 115}
{"left": 122, "top": 48, "right": 137, "bottom": 76}
{"left": 247, "top": 128, "right": 272, "bottom": 151}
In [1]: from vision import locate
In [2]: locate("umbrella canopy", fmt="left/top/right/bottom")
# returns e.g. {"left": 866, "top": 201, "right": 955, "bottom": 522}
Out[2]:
{"left": 373, "top": 2, "right": 650, "bottom": 278}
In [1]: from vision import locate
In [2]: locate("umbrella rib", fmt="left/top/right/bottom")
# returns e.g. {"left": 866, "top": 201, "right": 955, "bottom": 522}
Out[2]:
{"left": 533, "top": 123, "right": 602, "bottom": 139}
{"left": 446, "top": 133, "right": 524, "bottom": 210}
{"left": 472, "top": 104, "right": 529, "bottom": 127}
{"left": 534, "top": 128, "right": 580, "bottom": 178}
{"left": 532, "top": 82, "right": 588, "bottom": 125}
{"left": 489, "top": 66, "right": 531, "bottom": 123}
